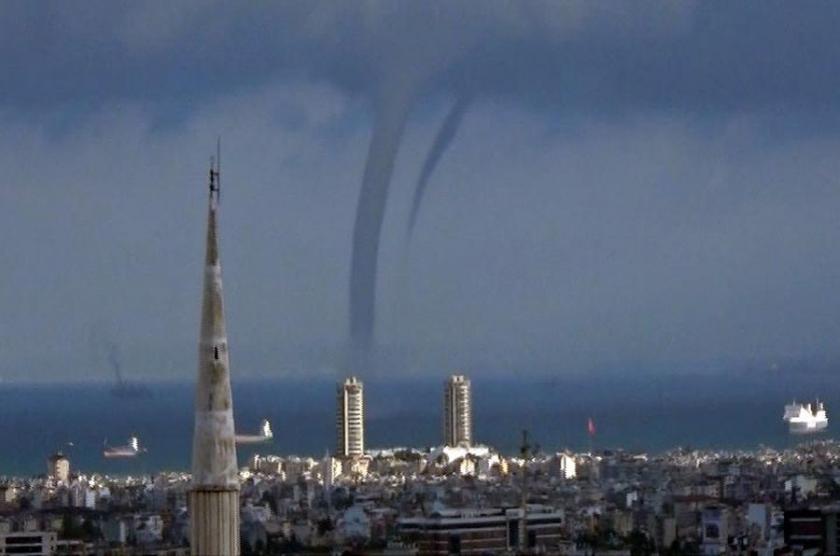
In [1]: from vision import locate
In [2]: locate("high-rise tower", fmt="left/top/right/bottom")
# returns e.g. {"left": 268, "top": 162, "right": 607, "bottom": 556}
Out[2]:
{"left": 189, "top": 155, "right": 240, "bottom": 556}
{"left": 336, "top": 376, "right": 364, "bottom": 458}
{"left": 47, "top": 453, "right": 70, "bottom": 483}
{"left": 444, "top": 374, "right": 472, "bottom": 447}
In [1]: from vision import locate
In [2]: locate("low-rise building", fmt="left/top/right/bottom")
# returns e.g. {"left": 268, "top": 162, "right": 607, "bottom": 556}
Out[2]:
{"left": 398, "top": 506, "right": 564, "bottom": 555}
{"left": 0, "top": 531, "right": 57, "bottom": 556}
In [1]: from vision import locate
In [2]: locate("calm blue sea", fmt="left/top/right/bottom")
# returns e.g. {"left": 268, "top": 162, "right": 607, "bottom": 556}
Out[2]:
{"left": 1, "top": 372, "right": 837, "bottom": 477}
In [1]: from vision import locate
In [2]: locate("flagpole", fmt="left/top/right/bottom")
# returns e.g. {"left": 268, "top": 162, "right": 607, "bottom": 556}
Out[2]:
{"left": 587, "top": 417, "right": 596, "bottom": 486}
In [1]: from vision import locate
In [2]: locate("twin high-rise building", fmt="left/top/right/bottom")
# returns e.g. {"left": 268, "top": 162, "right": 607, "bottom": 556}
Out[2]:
{"left": 444, "top": 374, "right": 473, "bottom": 447}
{"left": 336, "top": 376, "right": 365, "bottom": 458}
{"left": 332, "top": 374, "right": 473, "bottom": 456}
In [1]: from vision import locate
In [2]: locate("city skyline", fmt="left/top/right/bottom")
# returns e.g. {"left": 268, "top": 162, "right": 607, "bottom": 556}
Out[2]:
{"left": 3, "top": 3, "right": 840, "bottom": 554}
{"left": 2, "top": 3, "right": 840, "bottom": 380}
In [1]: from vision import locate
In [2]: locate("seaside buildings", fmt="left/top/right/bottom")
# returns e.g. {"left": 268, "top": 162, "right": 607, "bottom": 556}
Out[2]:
{"left": 9, "top": 433, "right": 840, "bottom": 553}
{"left": 444, "top": 374, "right": 472, "bottom": 447}
{"left": 189, "top": 158, "right": 240, "bottom": 556}
{"left": 336, "top": 376, "right": 365, "bottom": 459}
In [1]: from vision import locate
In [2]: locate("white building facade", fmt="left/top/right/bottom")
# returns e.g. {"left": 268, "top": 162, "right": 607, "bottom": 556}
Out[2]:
{"left": 337, "top": 377, "right": 365, "bottom": 458}
{"left": 444, "top": 374, "right": 472, "bottom": 447}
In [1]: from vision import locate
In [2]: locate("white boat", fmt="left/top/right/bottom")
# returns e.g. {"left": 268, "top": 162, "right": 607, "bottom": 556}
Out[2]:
{"left": 103, "top": 436, "right": 143, "bottom": 458}
{"left": 783, "top": 401, "right": 828, "bottom": 434}
{"left": 235, "top": 419, "right": 274, "bottom": 445}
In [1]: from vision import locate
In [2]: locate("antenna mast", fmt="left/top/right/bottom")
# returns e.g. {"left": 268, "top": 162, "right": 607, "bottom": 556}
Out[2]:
{"left": 519, "top": 429, "right": 532, "bottom": 553}
{"left": 209, "top": 138, "right": 221, "bottom": 203}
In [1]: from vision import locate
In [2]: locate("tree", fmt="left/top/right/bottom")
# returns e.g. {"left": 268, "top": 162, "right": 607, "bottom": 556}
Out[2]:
{"left": 60, "top": 513, "right": 83, "bottom": 540}
{"left": 317, "top": 518, "right": 334, "bottom": 535}
{"left": 626, "top": 530, "right": 655, "bottom": 556}
{"left": 259, "top": 490, "right": 278, "bottom": 514}
{"left": 81, "top": 518, "right": 101, "bottom": 542}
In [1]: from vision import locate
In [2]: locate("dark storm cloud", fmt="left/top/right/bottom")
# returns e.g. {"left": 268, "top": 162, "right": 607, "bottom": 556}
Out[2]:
{"left": 3, "top": 2, "right": 840, "bottom": 380}
{"left": 2, "top": 2, "right": 839, "bottom": 117}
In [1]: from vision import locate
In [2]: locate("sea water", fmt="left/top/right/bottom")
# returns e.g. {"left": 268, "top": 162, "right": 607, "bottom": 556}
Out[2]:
{"left": 0, "top": 371, "right": 835, "bottom": 477}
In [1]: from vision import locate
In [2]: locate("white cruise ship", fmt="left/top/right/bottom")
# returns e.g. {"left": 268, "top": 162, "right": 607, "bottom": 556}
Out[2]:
{"left": 783, "top": 401, "right": 828, "bottom": 434}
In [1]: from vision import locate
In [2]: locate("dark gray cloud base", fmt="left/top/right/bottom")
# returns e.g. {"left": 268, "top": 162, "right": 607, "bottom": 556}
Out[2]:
{"left": 3, "top": 2, "right": 840, "bottom": 115}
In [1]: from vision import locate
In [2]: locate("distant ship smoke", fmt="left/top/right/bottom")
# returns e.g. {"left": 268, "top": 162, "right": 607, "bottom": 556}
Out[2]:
{"left": 349, "top": 89, "right": 414, "bottom": 364}
{"left": 407, "top": 94, "right": 473, "bottom": 240}
{"left": 88, "top": 322, "right": 124, "bottom": 385}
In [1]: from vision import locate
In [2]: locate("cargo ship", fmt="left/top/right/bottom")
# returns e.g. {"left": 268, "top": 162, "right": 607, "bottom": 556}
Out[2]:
{"left": 235, "top": 419, "right": 274, "bottom": 445}
{"left": 103, "top": 436, "right": 143, "bottom": 458}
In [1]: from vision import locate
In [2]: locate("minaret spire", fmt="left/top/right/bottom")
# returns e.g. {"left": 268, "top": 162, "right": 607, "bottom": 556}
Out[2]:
{"left": 189, "top": 149, "right": 240, "bottom": 556}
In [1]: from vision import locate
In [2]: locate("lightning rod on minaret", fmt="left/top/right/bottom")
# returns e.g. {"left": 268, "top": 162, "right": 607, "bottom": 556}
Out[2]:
{"left": 209, "top": 138, "right": 221, "bottom": 203}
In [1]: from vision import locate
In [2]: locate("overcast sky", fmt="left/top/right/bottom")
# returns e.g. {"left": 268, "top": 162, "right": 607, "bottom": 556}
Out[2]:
{"left": 2, "top": 2, "right": 840, "bottom": 381}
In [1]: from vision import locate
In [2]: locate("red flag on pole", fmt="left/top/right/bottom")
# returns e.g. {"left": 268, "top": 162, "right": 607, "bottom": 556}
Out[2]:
{"left": 587, "top": 417, "right": 596, "bottom": 437}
